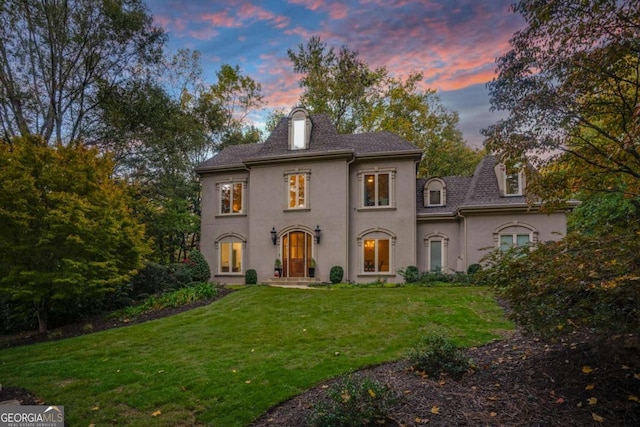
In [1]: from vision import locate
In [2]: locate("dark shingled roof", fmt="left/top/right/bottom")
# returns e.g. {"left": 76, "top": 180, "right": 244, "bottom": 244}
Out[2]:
{"left": 417, "top": 155, "right": 530, "bottom": 217}
{"left": 417, "top": 176, "right": 473, "bottom": 215}
{"left": 195, "top": 111, "right": 528, "bottom": 214}
{"left": 195, "top": 113, "right": 421, "bottom": 172}
{"left": 464, "top": 155, "right": 528, "bottom": 206}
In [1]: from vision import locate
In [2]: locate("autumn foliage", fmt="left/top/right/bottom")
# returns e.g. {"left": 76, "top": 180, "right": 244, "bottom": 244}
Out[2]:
{"left": 477, "top": 230, "right": 640, "bottom": 337}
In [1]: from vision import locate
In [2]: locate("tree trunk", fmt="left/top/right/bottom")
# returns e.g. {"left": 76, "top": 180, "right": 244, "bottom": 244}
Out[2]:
{"left": 37, "top": 309, "right": 48, "bottom": 333}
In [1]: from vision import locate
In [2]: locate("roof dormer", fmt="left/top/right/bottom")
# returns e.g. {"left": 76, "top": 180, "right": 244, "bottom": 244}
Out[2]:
{"left": 288, "top": 107, "right": 312, "bottom": 150}
{"left": 424, "top": 178, "right": 446, "bottom": 207}
{"left": 495, "top": 162, "right": 525, "bottom": 197}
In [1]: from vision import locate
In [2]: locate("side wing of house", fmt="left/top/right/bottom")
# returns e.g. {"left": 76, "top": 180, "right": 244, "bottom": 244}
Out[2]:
{"left": 416, "top": 155, "right": 571, "bottom": 273}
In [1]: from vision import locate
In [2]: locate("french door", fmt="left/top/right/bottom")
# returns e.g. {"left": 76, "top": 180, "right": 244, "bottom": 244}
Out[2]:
{"left": 282, "top": 231, "right": 312, "bottom": 277}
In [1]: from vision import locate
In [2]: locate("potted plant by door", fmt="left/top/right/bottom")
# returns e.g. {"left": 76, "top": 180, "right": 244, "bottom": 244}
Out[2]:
{"left": 308, "top": 258, "right": 316, "bottom": 278}
{"left": 274, "top": 258, "right": 282, "bottom": 277}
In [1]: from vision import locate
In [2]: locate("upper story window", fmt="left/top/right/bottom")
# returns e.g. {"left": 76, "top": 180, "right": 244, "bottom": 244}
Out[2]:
{"left": 218, "top": 180, "right": 245, "bottom": 215}
{"left": 504, "top": 169, "right": 522, "bottom": 196}
{"left": 424, "top": 178, "right": 446, "bottom": 207}
{"left": 288, "top": 107, "right": 311, "bottom": 150}
{"left": 359, "top": 168, "right": 396, "bottom": 208}
{"left": 284, "top": 169, "right": 311, "bottom": 210}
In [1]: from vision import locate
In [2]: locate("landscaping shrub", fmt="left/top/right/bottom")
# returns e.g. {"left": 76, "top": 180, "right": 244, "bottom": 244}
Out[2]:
{"left": 329, "top": 266, "right": 344, "bottom": 284}
{"left": 466, "top": 263, "right": 482, "bottom": 275}
{"left": 408, "top": 333, "right": 472, "bottom": 380}
{"left": 307, "top": 374, "right": 396, "bottom": 427}
{"left": 186, "top": 249, "right": 210, "bottom": 282}
{"left": 397, "top": 265, "right": 420, "bottom": 283}
{"left": 168, "top": 262, "right": 194, "bottom": 287}
{"left": 130, "top": 262, "right": 171, "bottom": 297}
{"left": 113, "top": 283, "right": 218, "bottom": 320}
{"left": 245, "top": 269, "right": 258, "bottom": 285}
{"left": 477, "top": 230, "right": 640, "bottom": 337}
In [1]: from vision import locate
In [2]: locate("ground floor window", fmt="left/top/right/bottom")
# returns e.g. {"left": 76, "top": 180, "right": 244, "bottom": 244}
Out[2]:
{"left": 363, "top": 239, "right": 390, "bottom": 272}
{"left": 429, "top": 239, "right": 443, "bottom": 271}
{"left": 500, "top": 234, "right": 530, "bottom": 252}
{"left": 219, "top": 241, "right": 243, "bottom": 273}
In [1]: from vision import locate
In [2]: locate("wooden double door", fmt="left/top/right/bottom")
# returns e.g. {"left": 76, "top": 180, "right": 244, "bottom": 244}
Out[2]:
{"left": 282, "top": 231, "right": 312, "bottom": 278}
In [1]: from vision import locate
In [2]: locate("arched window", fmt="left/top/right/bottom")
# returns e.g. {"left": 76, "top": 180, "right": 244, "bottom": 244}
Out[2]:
{"left": 215, "top": 233, "right": 246, "bottom": 275}
{"left": 424, "top": 178, "right": 446, "bottom": 207}
{"left": 357, "top": 228, "right": 396, "bottom": 274}
{"left": 424, "top": 233, "right": 449, "bottom": 271}
{"left": 493, "top": 222, "right": 537, "bottom": 251}
{"left": 288, "top": 107, "right": 311, "bottom": 150}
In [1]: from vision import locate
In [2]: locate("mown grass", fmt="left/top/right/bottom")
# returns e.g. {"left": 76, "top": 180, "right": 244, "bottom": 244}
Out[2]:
{"left": 0, "top": 286, "right": 512, "bottom": 426}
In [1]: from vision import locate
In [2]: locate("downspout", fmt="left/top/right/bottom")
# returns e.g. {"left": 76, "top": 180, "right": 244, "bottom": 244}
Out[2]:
{"left": 345, "top": 154, "right": 356, "bottom": 282}
{"left": 413, "top": 159, "right": 420, "bottom": 268}
{"left": 457, "top": 210, "right": 467, "bottom": 271}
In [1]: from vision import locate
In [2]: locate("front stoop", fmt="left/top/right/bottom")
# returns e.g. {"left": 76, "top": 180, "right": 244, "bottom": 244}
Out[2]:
{"left": 267, "top": 277, "right": 320, "bottom": 288}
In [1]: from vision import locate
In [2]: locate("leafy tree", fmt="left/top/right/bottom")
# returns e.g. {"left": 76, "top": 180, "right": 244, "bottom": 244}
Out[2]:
{"left": 289, "top": 37, "right": 481, "bottom": 176}
{"left": 483, "top": 0, "right": 640, "bottom": 203}
{"left": 479, "top": 0, "right": 640, "bottom": 338}
{"left": 0, "top": 136, "right": 150, "bottom": 332}
{"left": 265, "top": 108, "right": 287, "bottom": 133}
{"left": 0, "top": 0, "right": 165, "bottom": 144}
{"left": 362, "top": 73, "right": 484, "bottom": 177}
{"left": 96, "top": 81, "right": 204, "bottom": 263}
{"left": 186, "top": 63, "right": 265, "bottom": 153}
{"left": 568, "top": 190, "right": 640, "bottom": 236}
{"left": 288, "top": 36, "right": 387, "bottom": 134}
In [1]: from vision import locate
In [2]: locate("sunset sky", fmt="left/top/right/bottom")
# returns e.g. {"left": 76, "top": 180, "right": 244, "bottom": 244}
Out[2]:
{"left": 146, "top": 0, "right": 525, "bottom": 147}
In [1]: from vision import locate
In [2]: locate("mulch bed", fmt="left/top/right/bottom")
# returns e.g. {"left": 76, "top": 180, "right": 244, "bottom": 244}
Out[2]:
{"left": 251, "top": 331, "right": 640, "bottom": 426}
{"left": 2, "top": 287, "right": 639, "bottom": 426}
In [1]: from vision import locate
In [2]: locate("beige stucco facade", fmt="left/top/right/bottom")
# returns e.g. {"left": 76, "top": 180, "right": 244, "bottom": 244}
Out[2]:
{"left": 196, "top": 108, "right": 571, "bottom": 284}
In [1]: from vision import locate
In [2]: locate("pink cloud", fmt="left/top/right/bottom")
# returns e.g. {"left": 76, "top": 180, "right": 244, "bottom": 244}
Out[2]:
{"left": 238, "top": 3, "right": 275, "bottom": 21}
{"left": 188, "top": 27, "right": 219, "bottom": 41}
{"left": 272, "top": 15, "right": 291, "bottom": 29}
{"left": 200, "top": 10, "right": 241, "bottom": 28}
{"left": 327, "top": 3, "right": 348, "bottom": 19}
{"left": 288, "top": 0, "right": 324, "bottom": 11}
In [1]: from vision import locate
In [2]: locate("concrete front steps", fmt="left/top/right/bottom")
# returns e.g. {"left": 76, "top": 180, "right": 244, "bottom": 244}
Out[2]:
{"left": 267, "top": 277, "right": 320, "bottom": 288}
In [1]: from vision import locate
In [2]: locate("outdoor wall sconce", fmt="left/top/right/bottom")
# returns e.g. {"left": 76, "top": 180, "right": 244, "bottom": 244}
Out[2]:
{"left": 271, "top": 227, "right": 277, "bottom": 245}
{"left": 314, "top": 224, "right": 322, "bottom": 244}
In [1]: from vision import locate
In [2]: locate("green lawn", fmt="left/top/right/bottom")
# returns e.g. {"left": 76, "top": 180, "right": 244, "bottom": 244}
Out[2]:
{"left": 0, "top": 286, "right": 512, "bottom": 426}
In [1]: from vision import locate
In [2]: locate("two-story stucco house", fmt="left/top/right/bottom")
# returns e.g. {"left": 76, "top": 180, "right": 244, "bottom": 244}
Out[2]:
{"left": 195, "top": 107, "right": 569, "bottom": 284}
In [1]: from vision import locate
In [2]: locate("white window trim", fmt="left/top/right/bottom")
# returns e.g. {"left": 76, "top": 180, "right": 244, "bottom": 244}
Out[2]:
{"left": 424, "top": 178, "right": 446, "bottom": 207}
{"left": 215, "top": 233, "right": 246, "bottom": 275}
{"left": 357, "top": 228, "right": 396, "bottom": 275}
{"left": 424, "top": 233, "right": 448, "bottom": 271}
{"left": 216, "top": 179, "right": 247, "bottom": 216}
{"left": 493, "top": 221, "right": 538, "bottom": 250}
{"left": 503, "top": 168, "right": 523, "bottom": 196}
{"left": 288, "top": 107, "right": 311, "bottom": 150}
{"left": 357, "top": 168, "right": 396, "bottom": 209}
{"left": 283, "top": 169, "right": 311, "bottom": 210}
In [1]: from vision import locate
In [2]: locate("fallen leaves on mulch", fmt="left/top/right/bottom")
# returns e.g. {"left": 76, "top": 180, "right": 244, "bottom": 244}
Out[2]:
{"left": 251, "top": 331, "right": 640, "bottom": 426}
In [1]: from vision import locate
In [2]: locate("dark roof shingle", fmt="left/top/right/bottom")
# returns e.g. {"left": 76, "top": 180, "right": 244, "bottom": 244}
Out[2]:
{"left": 196, "top": 112, "right": 421, "bottom": 172}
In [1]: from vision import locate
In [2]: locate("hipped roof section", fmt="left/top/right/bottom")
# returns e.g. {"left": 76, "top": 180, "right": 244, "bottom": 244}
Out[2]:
{"left": 195, "top": 113, "right": 422, "bottom": 173}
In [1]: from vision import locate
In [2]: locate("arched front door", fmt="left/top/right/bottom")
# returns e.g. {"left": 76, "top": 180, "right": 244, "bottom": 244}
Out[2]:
{"left": 282, "top": 231, "right": 312, "bottom": 277}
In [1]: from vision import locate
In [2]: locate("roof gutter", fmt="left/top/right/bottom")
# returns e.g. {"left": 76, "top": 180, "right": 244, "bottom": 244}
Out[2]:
{"left": 244, "top": 149, "right": 355, "bottom": 167}
{"left": 355, "top": 150, "right": 423, "bottom": 161}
